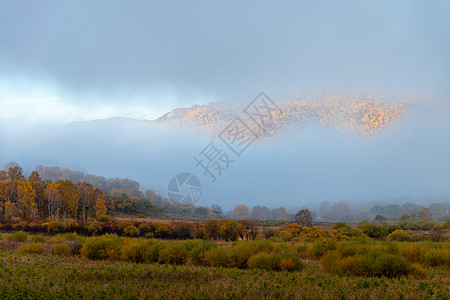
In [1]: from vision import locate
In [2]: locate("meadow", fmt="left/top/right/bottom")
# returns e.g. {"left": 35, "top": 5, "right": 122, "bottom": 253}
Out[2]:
{"left": 0, "top": 221, "right": 449, "bottom": 299}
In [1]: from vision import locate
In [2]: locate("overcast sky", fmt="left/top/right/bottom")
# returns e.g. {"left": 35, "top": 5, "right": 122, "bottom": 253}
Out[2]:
{"left": 1, "top": 0, "right": 449, "bottom": 123}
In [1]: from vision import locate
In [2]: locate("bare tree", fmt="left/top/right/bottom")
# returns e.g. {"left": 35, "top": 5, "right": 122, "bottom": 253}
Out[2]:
{"left": 295, "top": 208, "right": 312, "bottom": 227}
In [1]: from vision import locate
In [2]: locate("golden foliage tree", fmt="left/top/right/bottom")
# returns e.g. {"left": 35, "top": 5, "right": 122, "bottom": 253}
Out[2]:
{"left": 95, "top": 191, "right": 107, "bottom": 217}
{"left": 16, "top": 181, "right": 37, "bottom": 219}
{"left": 45, "top": 183, "right": 62, "bottom": 219}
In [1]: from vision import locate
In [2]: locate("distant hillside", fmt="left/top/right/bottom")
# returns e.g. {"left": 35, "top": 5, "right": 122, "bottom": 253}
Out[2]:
{"left": 155, "top": 93, "right": 408, "bottom": 137}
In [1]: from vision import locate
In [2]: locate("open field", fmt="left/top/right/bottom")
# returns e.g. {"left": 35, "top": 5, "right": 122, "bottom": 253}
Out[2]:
{"left": 0, "top": 225, "right": 449, "bottom": 299}
{"left": 0, "top": 251, "right": 449, "bottom": 300}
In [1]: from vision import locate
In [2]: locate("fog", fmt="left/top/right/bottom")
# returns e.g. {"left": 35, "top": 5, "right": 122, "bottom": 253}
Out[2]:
{"left": 0, "top": 100, "right": 449, "bottom": 211}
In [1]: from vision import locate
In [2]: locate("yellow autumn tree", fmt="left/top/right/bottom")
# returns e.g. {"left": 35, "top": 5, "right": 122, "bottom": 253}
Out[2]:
{"left": 45, "top": 183, "right": 62, "bottom": 219}
{"left": 95, "top": 191, "right": 107, "bottom": 217}
{"left": 4, "top": 200, "right": 17, "bottom": 219}
{"left": 16, "top": 181, "right": 37, "bottom": 219}
{"left": 57, "top": 180, "right": 78, "bottom": 219}
{"left": 28, "top": 171, "right": 47, "bottom": 219}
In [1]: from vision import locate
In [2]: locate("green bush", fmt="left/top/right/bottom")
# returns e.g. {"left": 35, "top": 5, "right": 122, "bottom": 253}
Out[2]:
{"left": 320, "top": 250, "right": 343, "bottom": 273}
{"left": 46, "top": 221, "right": 66, "bottom": 233}
{"left": 8, "top": 231, "right": 28, "bottom": 242}
{"left": 424, "top": 249, "right": 449, "bottom": 267}
{"left": 123, "top": 225, "right": 141, "bottom": 237}
{"left": 188, "top": 240, "right": 216, "bottom": 265}
{"left": 248, "top": 253, "right": 303, "bottom": 271}
{"left": 307, "top": 238, "right": 337, "bottom": 258}
{"left": 371, "top": 253, "right": 412, "bottom": 277}
{"left": 61, "top": 232, "right": 81, "bottom": 241}
{"left": 53, "top": 244, "right": 71, "bottom": 256}
{"left": 331, "top": 222, "right": 350, "bottom": 230}
{"left": 147, "top": 241, "right": 166, "bottom": 263}
{"left": 121, "top": 239, "right": 152, "bottom": 263}
{"left": 158, "top": 243, "right": 188, "bottom": 265}
{"left": 386, "top": 230, "right": 411, "bottom": 242}
{"left": 338, "top": 241, "right": 368, "bottom": 258}
{"left": 255, "top": 240, "right": 274, "bottom": 253}
{"left": 247, "top": 253, "right": 277, "bottom": 270}
{"left": 441, "top": 220, "right": 450, "bottom": 229}
{"left": 227, "top": 243, "right": 257, "bottom": 268}
{"left": 358, "top": 224, "right": 387, "bottom": 238}
{"left": 18, "top": 243, "right": 44, "bottom": 254}
{"left": 321, "top": 249, "right": 413, "bottom": 278}
{"left": 202, "top": 247, "right": 228, "bottom": 267}
{"left": 31, "top": 234, "right": 47, "bottom": 243}
{"left": 80, "top": 234, "right": 122, "bottom": 260}
{"left": 401, "top": 244, "right": 425, "bottom": 263}
{"left": 86, "top": 222, "right": 103, "bottom": 235}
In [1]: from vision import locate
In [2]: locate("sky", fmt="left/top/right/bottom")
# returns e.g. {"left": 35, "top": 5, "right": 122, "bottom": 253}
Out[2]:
{"left": 1, "top": 0, "right": 450, "bottom": 124}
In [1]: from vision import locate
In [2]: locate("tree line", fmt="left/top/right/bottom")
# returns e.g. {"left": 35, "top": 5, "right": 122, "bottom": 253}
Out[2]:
{"left": 0, "top": 166, "right": 107, "bottom": 221}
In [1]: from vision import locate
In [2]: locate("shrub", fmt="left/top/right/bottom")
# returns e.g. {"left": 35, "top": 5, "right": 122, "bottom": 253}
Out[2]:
{"left": 248, "top": 253, "right": 303, "bottom": 272}
{"left": 441, "top": 220, "right": 450, "bottom": 229}
{"left": 201, "top": 247, "right": 228, "bottom": 267}
{"left": 307, "top": 238, "right": 337, "bottom": 258}
{"left": 358, "top": 224, "right": 387, "bottom": 238}
{"left": 158, "top": 243, "right": 188, "bottom": 265}
{"left": 53, "top": 244, "right": 71, "bottom": 256}
{"left": 49, "top": 235, "right": 65, "bottom": 244}
{"left": 275, "top": 253, "right": 304, "bottom": 271}
{"left": 322, "top": 250, "right": 413, "bottom": 278}
{"left": 121, "top": 239, "right": 152, "bottom": 263}
{"left": 278, "top": 255, "right": 303, "bottom": 272}
{"left": 61, "top": 232, "right": 81, "bottom": 241}
{"left": 147, "top": 241, "right": 166, "bottom": 263}
{"left": 172, "top": 222, "right": 194, "bottom": 239}
{"left": 8, "top": 231, "right": 28, "bottom": 242}
{"left": 371, "top": 253, "right": 412, "bottom": 277}
{"left": 331, "top": 222, "right": 350, "bottom": 230}
{"left": 320, "top": 250, "right": 342, "bottom": 273}
{"left": 386, "top": 230, "right": 411, "bottom": 242}
{"left": 185, "top": 240, "right": 216, "bottom": 265}
{"left": 227, "top": 243, "right": 257, "bottom": 268}
{"left": 18, "top": 243, "right": 44, "bottom": 254}
{"left": 138, "top": 223, "right": 153, "bottom": 235}
{"left": 12, "top": 222, "right": 27, "bottom": 231}
{"left": 80, "top": 234, "right": 122, "bottom": 260}
{"left": 123, "top": 225, "right": 141, "bottom": 237}
{"left": 153, "top": 223, "right": 173, "bottom": 239}
{"left": 97, "top": 215, "right": 110, "bottom": 222}
{"left": 66, "top": 240, "right": 83, "bottom": 255}
{"left": 247, "top": 253, "right": 277, "bottom": 270}
{"left": 424, "top": 249, "right": 449, "bottom": 267}
{"left": 46, "top": 221, "right": 66, "bottom": 233}
{"left": 31, "top": 234, "right": 47, "bottom": 243}
{"left": 338, "top": 241, "right": 368, "bottom": 258}
{"left": 411, "top": 263, "right": 427, "bottom": 277}
{"left": 255, "top": 240, "right": 274, "bottom": 253}
{"left": 297, "top": 245, "right": 308, "bottom": 258}
{"left": 401, "top": 244, "right": 425, "bottom": 263}
{"left": 86, "top": 222, "right": 103, "bottom": 235}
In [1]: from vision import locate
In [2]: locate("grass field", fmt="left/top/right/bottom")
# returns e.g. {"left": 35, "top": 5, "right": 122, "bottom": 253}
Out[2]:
{"left": 0, "top": 251, "right": 448, "bottom": 300}
{"left": 0, "top": 220, "right": 449, "bottom": 299}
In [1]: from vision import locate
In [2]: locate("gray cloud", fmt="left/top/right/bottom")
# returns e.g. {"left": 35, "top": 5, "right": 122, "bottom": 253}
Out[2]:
{"left": 1, "top": 0, "right": 449, "bottom": 105}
